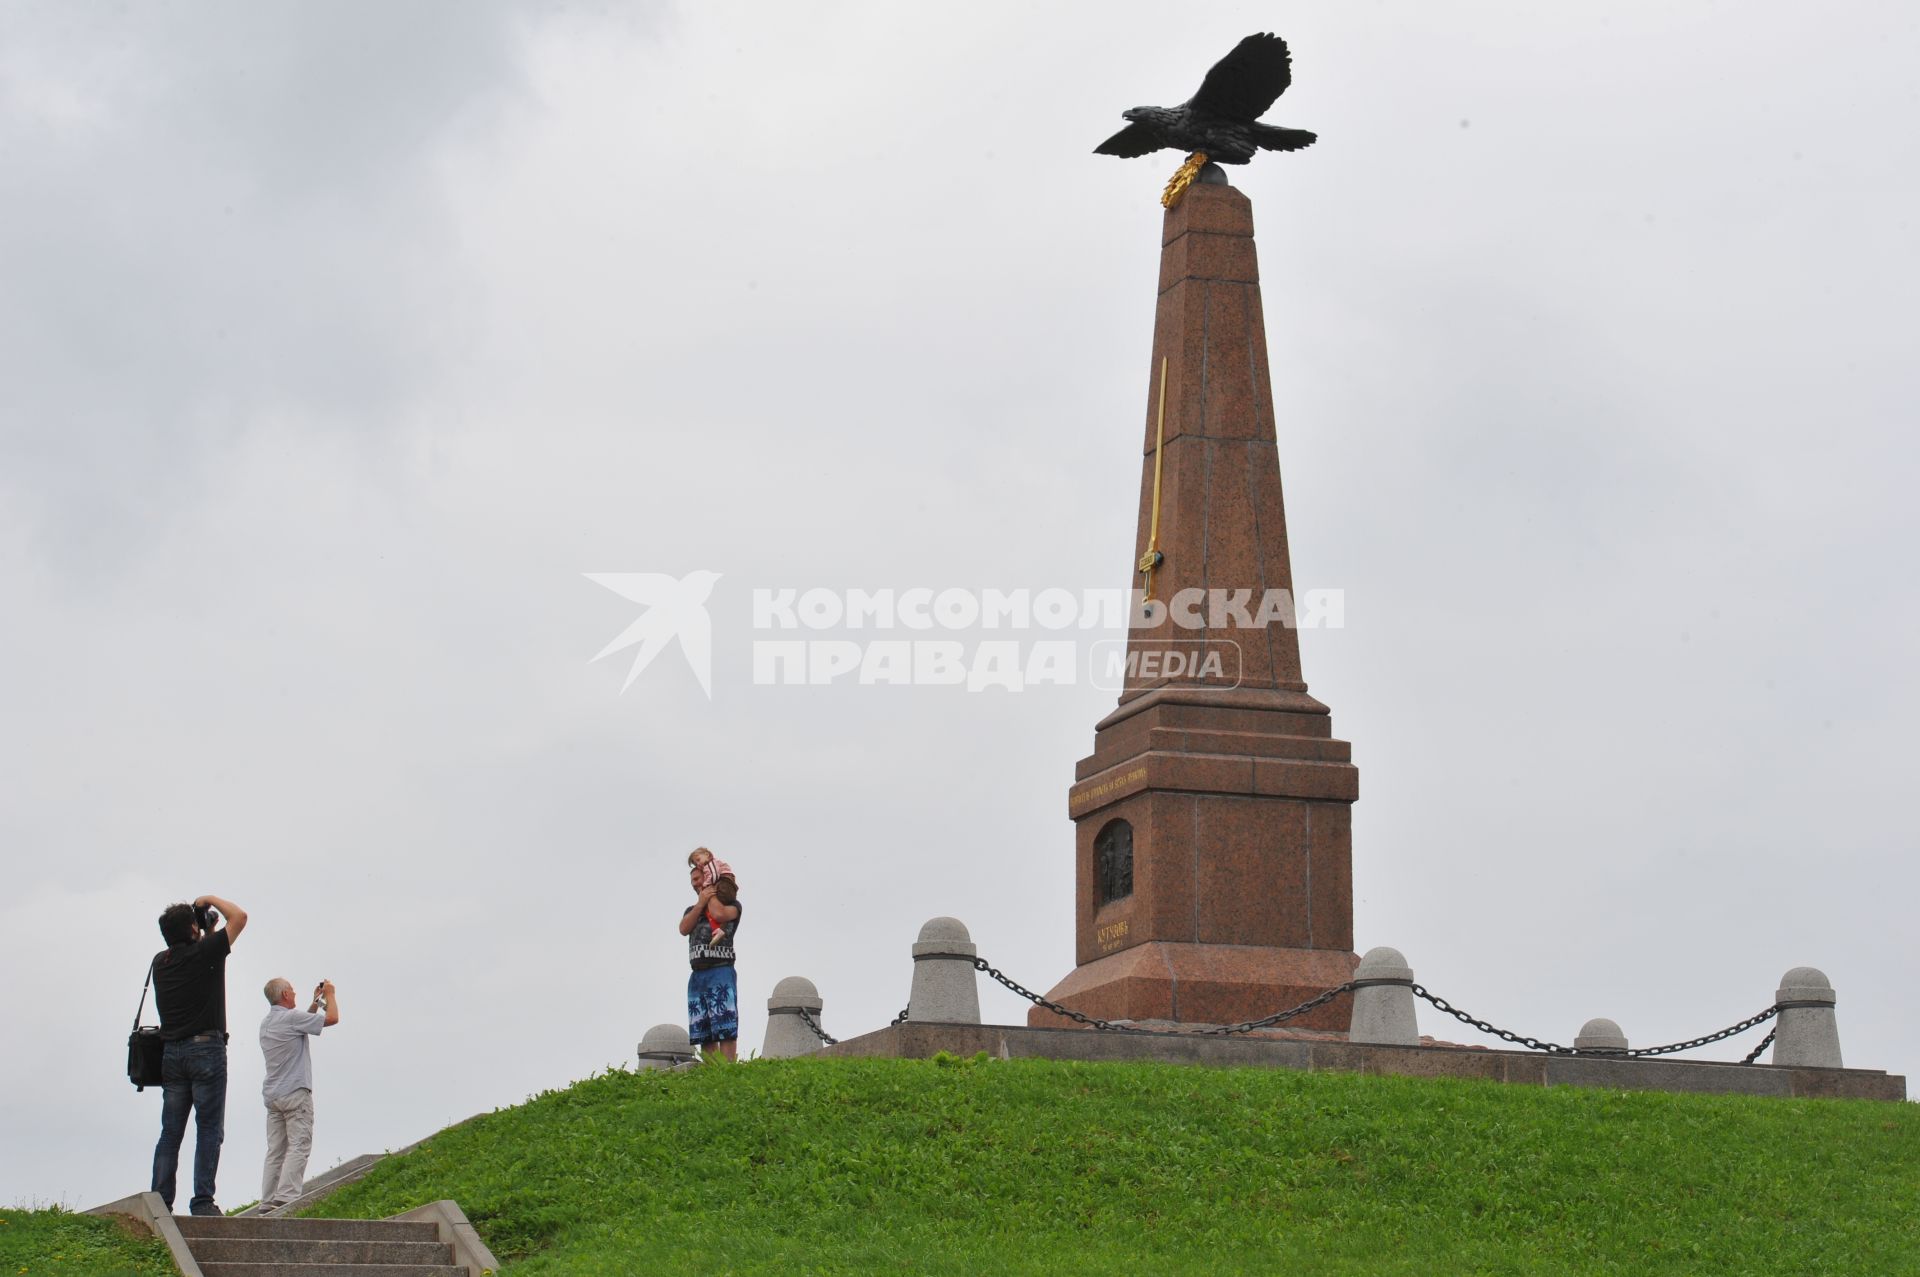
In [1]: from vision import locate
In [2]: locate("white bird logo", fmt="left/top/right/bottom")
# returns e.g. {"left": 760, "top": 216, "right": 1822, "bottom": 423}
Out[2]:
{"left": 585, "top": 570, "right": 722, "bottom": 697}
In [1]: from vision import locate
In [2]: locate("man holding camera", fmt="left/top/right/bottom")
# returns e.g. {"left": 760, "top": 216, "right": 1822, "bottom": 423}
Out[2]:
{"left": 258, "top": 976, "right": 339, "bottom": 1213}
{"left": 150, "top": 894, "right": 248, "bottom": 1215}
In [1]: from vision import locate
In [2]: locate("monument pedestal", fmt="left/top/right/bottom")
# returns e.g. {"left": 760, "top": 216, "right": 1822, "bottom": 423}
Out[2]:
{"left": 1035, "top": 178, "right": 1360, "bottom": 1030}
{"left": 1038, "top": 943, "right": 1359, "bottom": 1030}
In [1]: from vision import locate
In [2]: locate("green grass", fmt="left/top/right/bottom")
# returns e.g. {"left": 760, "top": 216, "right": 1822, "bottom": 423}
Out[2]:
{"left": 308, "top": 1054, "right": 1917, "bottom": 1276}
{"left": 0, "top": 1207, "right": 172, "bottom": 1276}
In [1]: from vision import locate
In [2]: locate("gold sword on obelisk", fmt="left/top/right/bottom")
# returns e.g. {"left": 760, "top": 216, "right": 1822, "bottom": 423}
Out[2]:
{"left": 1136, "top": 356, "right": 1168, "bottom": 601}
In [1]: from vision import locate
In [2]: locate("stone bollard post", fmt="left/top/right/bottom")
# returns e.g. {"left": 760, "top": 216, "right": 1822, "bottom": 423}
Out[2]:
{"left": 1771, "top": 967, "right": 1843, "bottom": 1068}
{"left": 1347, "top": 946, "right": 1419, "bottom": 1046}
{"left": 908, "top": 917, "right": 981, "bottom": 1024}
{"left": 762, "top": 976, "right": 827, "bottom": 1059}
{"left": 1573, "top": 1018, "right": 1628, "bottom": 1055}
{"left": 637, "top": 1023, "right": 695, "bottom": 1070}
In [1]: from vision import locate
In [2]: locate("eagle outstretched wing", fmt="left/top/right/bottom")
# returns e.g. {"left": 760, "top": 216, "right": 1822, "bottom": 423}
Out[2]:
{"left": 1189, "top": 32, "right": 1293, "bottom": 121}
{"left": 1094, "top": 121, "right": 1164, "bottom": 158}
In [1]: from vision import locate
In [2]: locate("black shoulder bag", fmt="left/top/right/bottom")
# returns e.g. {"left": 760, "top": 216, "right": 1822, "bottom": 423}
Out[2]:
{"left": 128, "top": 961, "right": 165, "bottom": 1091}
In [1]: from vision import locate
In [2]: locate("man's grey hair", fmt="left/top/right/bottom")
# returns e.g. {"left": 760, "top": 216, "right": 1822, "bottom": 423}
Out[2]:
{"left": 263, "top": 977, "right": 292, "bottom": 1005}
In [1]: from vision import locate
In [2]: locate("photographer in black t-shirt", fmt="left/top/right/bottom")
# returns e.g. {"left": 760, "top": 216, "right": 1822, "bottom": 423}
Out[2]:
{"left": 149, "top": 894, "right": 248, "bottom": 1215}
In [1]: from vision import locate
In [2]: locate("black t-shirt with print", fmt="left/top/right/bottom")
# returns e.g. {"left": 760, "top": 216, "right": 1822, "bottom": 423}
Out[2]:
{"left": 684, "top": 900, "right": 741, "bottom": 971}
{"left": 152, "top": 928, "right": 233, "bottom": 1041}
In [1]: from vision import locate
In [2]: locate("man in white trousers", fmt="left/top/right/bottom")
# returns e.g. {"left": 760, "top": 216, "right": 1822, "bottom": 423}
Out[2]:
{"left": 257, "top": 977, "right": 339, "bottom": 1211}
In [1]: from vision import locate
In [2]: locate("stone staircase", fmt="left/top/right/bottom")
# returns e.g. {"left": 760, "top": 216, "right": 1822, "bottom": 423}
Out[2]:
{"left": 175, "top": 1213, "right": 463, "bottom": 1275}
{"left": 86, "top": 1192, "right": 499, "bottom": 1277}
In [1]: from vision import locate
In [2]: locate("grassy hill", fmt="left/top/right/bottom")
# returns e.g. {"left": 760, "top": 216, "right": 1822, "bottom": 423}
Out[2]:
{"left": 300, "top": 1053, "right": 1919, "bottom": 1276}
{"left": 0, "top": 1207, "right": 171, "bottom": 1275}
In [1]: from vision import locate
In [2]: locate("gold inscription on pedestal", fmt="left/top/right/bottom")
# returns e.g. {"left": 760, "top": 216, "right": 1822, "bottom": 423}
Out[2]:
{"left": 1071, "top": 766, "right": 1148, "bottom": 809}
{"left": 1096, "top": 919, "right": 1131, "bottom": 953}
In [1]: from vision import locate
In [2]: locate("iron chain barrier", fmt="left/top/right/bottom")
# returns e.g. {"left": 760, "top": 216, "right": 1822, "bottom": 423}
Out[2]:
{"left": 971, "top": 956, "right": 1356, "bottom": 1037}
{"left": 1410, "top": 984, "right": 1780, "bottom": 1061}
{"left": 1193, "top": 981, "right": 1358, "bottom": 1036}
{"left": 944, "top": 956, "right": 1785, "bottom": 1063}
{"left": 1614, "top": 1006, "right": 1779, "bottom": 1059}
{"left": 795, "top": 1006, "right": 839, "bottom": 1047}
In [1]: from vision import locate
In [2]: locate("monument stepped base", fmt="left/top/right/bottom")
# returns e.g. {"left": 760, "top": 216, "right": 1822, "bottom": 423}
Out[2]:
{"left": 1031, "top": 942, "right": 1358, "bottom": 1031}
{"left": 826, "top": 1021, "right": 1907, "bottom": 1102}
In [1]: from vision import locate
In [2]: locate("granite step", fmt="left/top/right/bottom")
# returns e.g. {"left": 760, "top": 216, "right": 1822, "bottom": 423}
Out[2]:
{"left": 197, "top": 1265, "right": 462, "bottom": 1277}
{"left": 173, "top": 1214, "right": 461, "bottom": 1275}
{"left": 188, "top": 1235, "right": 453, "bottom": 1265}
{"left": 175, "top": 1216, "right": 440, "bottom": 1243}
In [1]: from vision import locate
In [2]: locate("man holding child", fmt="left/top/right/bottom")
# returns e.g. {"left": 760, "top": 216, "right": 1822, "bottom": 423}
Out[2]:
{"left": 678, "top": 847, "right": 741, "bottom": 1061}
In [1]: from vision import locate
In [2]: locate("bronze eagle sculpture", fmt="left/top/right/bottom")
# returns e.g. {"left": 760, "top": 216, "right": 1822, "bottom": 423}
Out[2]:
{"left": 1095, "top": 32, "right": 1316, "bottom": 183}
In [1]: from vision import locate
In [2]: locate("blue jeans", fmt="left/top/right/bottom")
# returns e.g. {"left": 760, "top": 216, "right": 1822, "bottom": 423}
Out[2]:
{"left": 152, "top": 1038, "right": 227, "bottom": 1214}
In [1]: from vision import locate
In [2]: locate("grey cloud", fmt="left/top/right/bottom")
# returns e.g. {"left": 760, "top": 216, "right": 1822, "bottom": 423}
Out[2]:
{"left": 2, "top": 2, "right": 1916, "bottom": 1212}
{"left": 0, "top": 1, "right": 609, "bottom": 570}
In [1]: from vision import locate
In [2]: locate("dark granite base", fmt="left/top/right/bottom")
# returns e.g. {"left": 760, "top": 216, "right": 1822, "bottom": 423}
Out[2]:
{"left": 1031, "top": 941, "right": 1358, "bottom": 1030}
{"left": 824, "top": 1021, "right": 1906, "bottom": 1102}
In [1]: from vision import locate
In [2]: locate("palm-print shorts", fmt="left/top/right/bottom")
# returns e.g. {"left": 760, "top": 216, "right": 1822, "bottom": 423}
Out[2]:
{"left": 687, "top": 966, "right": 738, "bottom": 1044}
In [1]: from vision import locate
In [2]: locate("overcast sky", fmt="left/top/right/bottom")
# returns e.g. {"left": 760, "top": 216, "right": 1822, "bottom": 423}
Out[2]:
{"left": 3, "top": 1, "right": 1916, "bottom": 1209}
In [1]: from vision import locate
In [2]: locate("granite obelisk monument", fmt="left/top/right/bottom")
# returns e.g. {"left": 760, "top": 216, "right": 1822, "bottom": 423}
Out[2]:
{"left": 1036, "top": 171, "right": 1360, "bottom": 1029}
